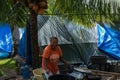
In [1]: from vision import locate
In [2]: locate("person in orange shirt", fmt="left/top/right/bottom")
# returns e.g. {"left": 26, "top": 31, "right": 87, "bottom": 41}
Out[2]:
{"left": 42, "top": 37, "right": 70, "bottom": 80}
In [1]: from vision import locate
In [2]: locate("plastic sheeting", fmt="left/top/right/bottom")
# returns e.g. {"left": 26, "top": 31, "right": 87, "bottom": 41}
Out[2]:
{"left": 18, "top": 15, "right": 120, "bottom": 65}
{"left": 18, "top": 31, "right": 26, "bottom": 58}
{"left": 37, "top": 15, "right": 98, "bottom": 64}
{"left": 0, "top": 23, "right": 12, "bottom": 58}
{"left": 0, "top": 49, "right": 9, "bottom": 59}
{"left": 18, "top": 21, "right": 32, "bottom": 65}
{"left": 97, "top": 24, "right": 120, "bottom": 60}
{"left": 38, "top": 16, "right": 97, "bottom": 45}
{"left": 18, "top": 16, "right": 98, "bottom": 65}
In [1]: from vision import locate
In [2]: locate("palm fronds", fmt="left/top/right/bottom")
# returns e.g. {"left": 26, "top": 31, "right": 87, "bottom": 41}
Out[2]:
{"left": 0, "top": 0, "right": 120, "bottom": 27}
{"left": 0, "top": 0, "right": 29, "bottom": 27}
{"left": 46, "top": 0, "right": 120, "bottom": 26}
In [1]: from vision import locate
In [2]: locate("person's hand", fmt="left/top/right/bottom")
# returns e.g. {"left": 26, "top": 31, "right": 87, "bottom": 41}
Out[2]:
{"left": 67, "top": 64, "right": 74, "bottom": 73}
{"left": 65, "top": 62, "right": 71, "bottom": 67}
{"left": 46, "top": 69, "right": 50, "bottom": 74}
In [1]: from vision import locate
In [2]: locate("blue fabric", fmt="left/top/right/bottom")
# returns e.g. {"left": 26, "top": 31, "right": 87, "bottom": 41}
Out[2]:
{"left": 0, "top": 49, "right": 9, "bottom": 59}
{"left": 0, "top": 23, "right": 12, "bottom": 53}
{"left": 18, "top": 21, "right": 32, "bottom": 66}
{"left": 18, "top": 31, "right": 26, "bottom": 58}
{"left": 97, "top": 24, "right": 120, "bottom": 59}
{"left": 0, "top": 23, "right": 12, "bottom": 58}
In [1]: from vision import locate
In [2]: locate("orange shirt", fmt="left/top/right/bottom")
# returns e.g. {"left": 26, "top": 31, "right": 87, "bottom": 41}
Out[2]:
{"left": 42, "top": 45, "right": 62, "bottom": 74}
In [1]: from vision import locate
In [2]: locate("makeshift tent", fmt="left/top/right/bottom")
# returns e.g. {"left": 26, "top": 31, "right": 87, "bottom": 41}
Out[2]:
{"left": 37, "top": 15, "right": 98, "bottom": 64}
{"left": 97, "top": 24, "right": 120, "bottom": 60}
{"left": 0, "top": 23, "right": 12, "bottom": 59}
{"left": 18, "top": 15, "right": 97, "bottom": 65}
{"left": 18, "top": 21, "right": 31, "bottom": 65}
{"left": 18, "top": 15, "right": 120, "bottom": 66}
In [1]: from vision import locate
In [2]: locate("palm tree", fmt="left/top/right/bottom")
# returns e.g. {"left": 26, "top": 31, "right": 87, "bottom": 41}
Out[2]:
{"left": 0, "top": 0, "right": 120, "bottom": 68}
{"left": 47, "top": 0, "right": 120, "bottom": 26}
{"left": 0, "top": 0, "right": 47, "bottom": 69}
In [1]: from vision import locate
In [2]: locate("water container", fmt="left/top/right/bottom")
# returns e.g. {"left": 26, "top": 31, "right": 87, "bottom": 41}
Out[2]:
{"left": 20, "top": 65, "right": 31, "bottom": 79}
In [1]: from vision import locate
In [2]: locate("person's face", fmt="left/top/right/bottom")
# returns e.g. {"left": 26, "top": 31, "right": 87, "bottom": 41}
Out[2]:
{"left": 50, "top": 38, "right": 58, "bottom": 49}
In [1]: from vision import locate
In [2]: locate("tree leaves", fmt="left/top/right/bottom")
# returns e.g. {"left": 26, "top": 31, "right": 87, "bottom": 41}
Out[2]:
{"left": 0, "top": 0, "right": 120, "bottom": 27}
{"left": 46, "top": 0, "right": 120, "bottom": 27}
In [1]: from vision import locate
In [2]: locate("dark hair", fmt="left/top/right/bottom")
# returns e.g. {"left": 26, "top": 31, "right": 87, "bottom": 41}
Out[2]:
{"left": 50, "top": 37, "right": 58, "bottom": 42}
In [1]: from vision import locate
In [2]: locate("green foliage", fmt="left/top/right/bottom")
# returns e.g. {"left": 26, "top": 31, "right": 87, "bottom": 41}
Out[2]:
{"left": 0, "top": 58, "right": 16, "bottom": 69}
{"left": 0, "top": 0, "right": 120, "bottom": 27}
{"left": 0, "top": 58, "right": 16, "bottom": 77}
{"left": 0, "top": 70, "right": 4, "bottom": 77}
{"left": 0, "top": 0, "right": 29, "bottom": 27}
{"left": 46, "top": 0, "right": 120, "bottom": 27}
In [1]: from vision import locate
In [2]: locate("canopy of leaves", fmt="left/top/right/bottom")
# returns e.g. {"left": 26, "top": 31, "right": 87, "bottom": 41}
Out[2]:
{"left": 0, "top": 0, "right": 29, "bottom": 27}
{"left": 47, "top": 0, "right": 120, "bottom": 27}
{"left": 0, "top": 0, "right": 120, "bottom": 27}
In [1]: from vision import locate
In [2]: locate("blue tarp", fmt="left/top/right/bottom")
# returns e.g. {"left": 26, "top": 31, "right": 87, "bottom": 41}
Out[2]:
{"left": 18, "top": 18, "right": 120, "bottom": 64}
{"left": 18, "top": 31, "right": 26, "bottom": 58}
{"left": 0, "top": 49, "right": 9, "bottom": 59}
{"left": 97, "top": 24, "right": 120, "bottom": 60}
{"left": 18, "top": 21, "right": 32, "bottom": 65}
{"left": 0, "top": 23, "right": 12, "bottom": 59}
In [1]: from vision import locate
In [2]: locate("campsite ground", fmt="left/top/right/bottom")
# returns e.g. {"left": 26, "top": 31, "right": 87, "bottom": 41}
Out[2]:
{"left": 0, "top": 58, "right": 119, "bottom": 80}
{"left": 0, "top": 58, "right": 23, "bottom": 80}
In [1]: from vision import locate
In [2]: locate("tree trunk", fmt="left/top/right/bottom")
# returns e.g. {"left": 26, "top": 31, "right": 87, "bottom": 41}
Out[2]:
{"left": 29, "top": 9, "right": 40, "bottom": 69}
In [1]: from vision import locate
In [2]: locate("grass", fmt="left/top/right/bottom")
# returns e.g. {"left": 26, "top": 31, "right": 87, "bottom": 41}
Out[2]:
{"left": 0, "top": 58, "right": 16, "bottom": 69}
{"left": 0, "top": 58, "right": 16, "bottom": 77}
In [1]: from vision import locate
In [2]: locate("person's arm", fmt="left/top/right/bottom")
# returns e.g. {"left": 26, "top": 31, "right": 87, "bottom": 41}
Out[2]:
{"left": 42, "top": 46, "right": 50, "bottom": 72}
{"left": 58, "top": 46, "right": 71, "bottom": 67}
{"left": 59, "top": 56, "right": 70, "bottom": 67}
{"left": 43, "top": 58, "right": 49, "bottom": 69}
{"left": 43, "top": 58, "right": 50, "bottom": 74}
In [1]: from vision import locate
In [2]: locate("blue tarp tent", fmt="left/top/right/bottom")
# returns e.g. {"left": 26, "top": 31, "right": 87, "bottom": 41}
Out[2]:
{"left": 0, "top": 23, "right": 12, "bottom": 59}
{"left": 97, "top": 24, "right": 120, "bottom": 60}
{"left": 18, "top": 15, "right": 120, "bottom": 65}
{"left": 18, "top": 31, "right": 26, "bottom": 58}
{"left": 18, "top": 22, "right": 32, "bottom": 65}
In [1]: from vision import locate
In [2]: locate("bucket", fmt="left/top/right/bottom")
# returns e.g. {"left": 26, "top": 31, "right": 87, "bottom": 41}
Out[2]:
{"left": 49, "top": 74, "right": 75, "bottom": 80}
{"left": 33, "top": 68, "right": 43, "bottom": 80}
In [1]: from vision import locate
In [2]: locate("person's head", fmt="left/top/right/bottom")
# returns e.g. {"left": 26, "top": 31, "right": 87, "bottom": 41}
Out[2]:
{"left": 50, "top": 37, "right": 58, "bottom": 49}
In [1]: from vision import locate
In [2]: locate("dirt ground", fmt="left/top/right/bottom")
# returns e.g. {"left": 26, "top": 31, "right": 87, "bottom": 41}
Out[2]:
{"left": 0, "top": 68, "right": 23, "bottom": 80}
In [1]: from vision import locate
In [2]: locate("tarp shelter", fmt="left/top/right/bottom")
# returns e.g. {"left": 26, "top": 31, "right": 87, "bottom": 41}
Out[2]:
{"left": 18, "top": 15, "right": 120, "bottom": 66}
{"left": 37, "top": 15, "right": 98, "bottom": 64}
{"left": 0, "top": 23, "right": 12, "bottom": 59}
{"left": 97, "top": 23, "right": 120, "bottom": 60}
